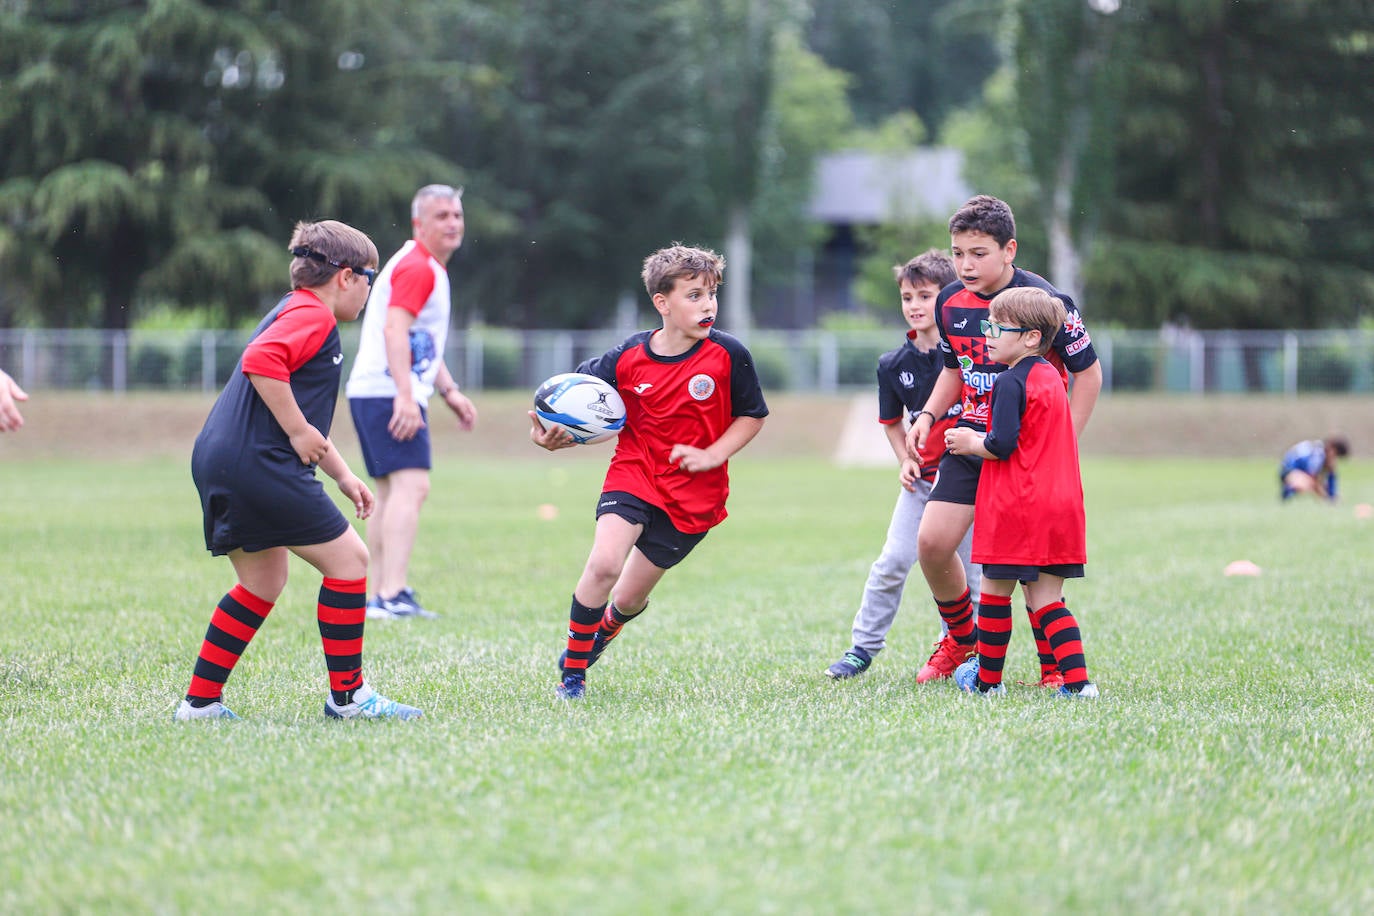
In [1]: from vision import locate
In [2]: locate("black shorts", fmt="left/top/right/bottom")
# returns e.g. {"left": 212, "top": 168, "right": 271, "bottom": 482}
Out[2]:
{"left": 928, "top": 450, "right": 983, "bottom": 505}
{"left": 350, "top": 397, "right": 432, "bottom": 478}
{"left": 195, "top": 462, "right": 349, "bottom": 556}
{"left": 595, "top": 490, "right": 707, "bottom": 570}
{"left": 982, "top": 563, "right": 1085, "bottom": 582}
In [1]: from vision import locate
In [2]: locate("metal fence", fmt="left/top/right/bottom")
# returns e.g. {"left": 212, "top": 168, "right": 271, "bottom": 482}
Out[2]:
{"left": 2, "top": 326, "right": 1371, "bottom": 395}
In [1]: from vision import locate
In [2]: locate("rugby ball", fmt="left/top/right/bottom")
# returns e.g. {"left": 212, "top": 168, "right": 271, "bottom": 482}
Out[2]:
{"left": 533, "top": 372, "right": 626, "bottom": 445}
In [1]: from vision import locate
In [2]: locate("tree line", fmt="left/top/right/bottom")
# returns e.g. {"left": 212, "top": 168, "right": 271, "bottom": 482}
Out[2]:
{"left": 1, "top": 0, "right": 1370, "bottom": 332}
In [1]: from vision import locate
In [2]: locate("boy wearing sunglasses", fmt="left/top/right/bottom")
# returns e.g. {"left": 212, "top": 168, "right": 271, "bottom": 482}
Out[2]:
{"left": 180, "top": 219, "right": 422, "bottom": 720}
{"left": 906, "top": 195, "right": 1102, "bottom": 687}
{"left": 944, "top": 287, "right": 1097, "bottom": 697}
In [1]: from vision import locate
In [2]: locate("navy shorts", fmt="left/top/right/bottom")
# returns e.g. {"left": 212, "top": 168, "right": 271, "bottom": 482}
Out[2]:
{"left": 983, "top": 563, "right": 1085, "bottom": 582}
{"left": 595, "top": 490, "right": 707, "bottom": 570}
{"left": 928, "top": 450, "right": 983, "bottom": 505}
{"left": 350, "top": 397, "right": 432, "bottom": 478}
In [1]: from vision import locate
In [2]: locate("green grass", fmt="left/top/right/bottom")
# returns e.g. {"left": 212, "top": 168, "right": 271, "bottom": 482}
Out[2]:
{"left": 2, "top": 454, "right": 1372, "bottom": 913}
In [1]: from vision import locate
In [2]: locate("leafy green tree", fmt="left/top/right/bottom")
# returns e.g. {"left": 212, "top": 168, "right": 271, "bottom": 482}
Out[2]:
{"left": 0, "top": 1, "right": 458, "bottom": 329}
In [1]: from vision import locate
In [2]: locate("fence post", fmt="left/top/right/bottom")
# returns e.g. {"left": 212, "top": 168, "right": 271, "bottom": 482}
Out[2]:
{"left": 818, "top": 331, "right": 838, "bottom": 394}
{"left": 1282, "top": 332, "right": 1298, "bottom": 397}
{"left": 22, "top": 329, "right": 36, "bottom": 390}
{"left": 1098, "top": 331, "right": 1113, "bottom": 395}
{"left": 201, "top": 331, "right": 216, "bottom": 392}
{"left": 112, "top": 330, "right": 128, "bottom": 393}
{"left": 464, "top": 327, "right": 483, "bottom": 391}
{"left": 1190, "top": 334, "right": 1205, "bottom": 393}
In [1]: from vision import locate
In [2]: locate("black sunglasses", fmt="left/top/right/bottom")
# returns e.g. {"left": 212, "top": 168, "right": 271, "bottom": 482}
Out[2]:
{"left": 290, "top": 246, "right": 376, "bottom": 287}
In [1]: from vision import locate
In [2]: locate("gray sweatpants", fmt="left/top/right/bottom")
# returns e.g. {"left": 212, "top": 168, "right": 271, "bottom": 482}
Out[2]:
{"left": 850, "top": 478, "right": 980, "bottom": 654}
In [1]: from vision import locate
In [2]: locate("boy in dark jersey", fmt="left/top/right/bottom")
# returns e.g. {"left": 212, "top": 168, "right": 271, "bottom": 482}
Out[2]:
{"left": 177, "top": 220, "right": 422, "bottom": 721}
{"left": 529, "top": 244, "right": 769, "bottom": 700}
{"left": 907, "top": 195, "right": 1101, "bottom": 686}
{"left": 823, "top": 250, "right": 981, "bottom": 679}
{"left": 945, "top": 287, "right": 1097, "bottom": 697}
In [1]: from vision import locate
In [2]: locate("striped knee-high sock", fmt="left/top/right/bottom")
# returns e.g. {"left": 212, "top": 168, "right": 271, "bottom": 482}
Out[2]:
{"left": 1038, "top": 600, "right": 1090, "bottom": 689}
{"left": 975, "top": 594, "right": 1013, "bottom": 691}
{"left": 1026, "top": 604, "right": 1057, "bottom": 678}
{"left": 936, "top": 587, "right": 976, "bottom": 644}
{"left": 318, "top": 576, "right": 366, "bottom": 706}
{"left": 186, "top": 584, "right": 274, "bottom": 706}
{"left": 599, "top": 601, "right": 641, "bottom": 644}
{"left": 562, "top": 596, "right": 605, "bottom": 676}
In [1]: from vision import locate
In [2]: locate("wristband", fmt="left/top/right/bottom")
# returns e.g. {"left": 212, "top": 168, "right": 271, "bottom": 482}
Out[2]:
{"left": 914, "top": 410, "right": 935, "bottom": 425}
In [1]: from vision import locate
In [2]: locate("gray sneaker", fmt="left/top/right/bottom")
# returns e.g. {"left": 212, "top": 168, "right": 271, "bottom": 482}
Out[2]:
{"left": 373, "top": 587, "right": 439, "bottom": 620}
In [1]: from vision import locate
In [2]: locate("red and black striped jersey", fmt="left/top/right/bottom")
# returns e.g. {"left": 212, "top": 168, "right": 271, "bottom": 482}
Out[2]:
{"left": 934, "top": 268, "right": 1097, "bottom": 431}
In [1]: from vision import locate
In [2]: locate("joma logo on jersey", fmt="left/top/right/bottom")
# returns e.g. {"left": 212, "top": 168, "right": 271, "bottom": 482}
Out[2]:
{"left": 958, "top": 354, "right": 999, "bottom": 395}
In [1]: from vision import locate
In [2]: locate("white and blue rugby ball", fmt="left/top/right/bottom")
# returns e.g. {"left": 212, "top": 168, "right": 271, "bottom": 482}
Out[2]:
{"left": 534, "top": 372, "right": 626, "bottom": 445}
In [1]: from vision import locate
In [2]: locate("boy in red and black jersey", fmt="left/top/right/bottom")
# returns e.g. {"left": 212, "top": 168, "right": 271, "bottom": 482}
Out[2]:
{"left": 945, "top": 287, "right": 1097, "bottom": 697}
{"left": 530, "top": 244, "right": 768, "bottom": 700}
{"left": 177, "top": 220, "right": 422, "bottom": 722}
{"left": 906, "top": 195, "right": 1102, "bottom": 685}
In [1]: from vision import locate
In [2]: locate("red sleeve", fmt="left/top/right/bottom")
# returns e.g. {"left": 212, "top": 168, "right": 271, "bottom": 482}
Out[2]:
{"left": 241, "top": 299, "right": 335, "bottom": 381}
{"left": 388, "top": 255, "right": 436, "bottom": 318}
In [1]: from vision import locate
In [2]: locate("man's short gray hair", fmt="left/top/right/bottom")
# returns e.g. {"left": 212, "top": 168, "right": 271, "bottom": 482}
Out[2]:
{"left": 412, "top": 184, "right": 464, "bottom": 219}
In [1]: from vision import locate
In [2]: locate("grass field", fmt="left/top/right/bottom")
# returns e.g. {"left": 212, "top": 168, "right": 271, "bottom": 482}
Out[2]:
{"left": 2, "top": 436, "right": 1373, "bottom": 911}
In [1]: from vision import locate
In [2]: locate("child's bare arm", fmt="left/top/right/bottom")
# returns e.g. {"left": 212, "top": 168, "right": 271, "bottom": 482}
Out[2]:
{"left": 248, "top": 374, "right": 329, "bottom": 465}
{"left": 317, "top": 440, "right": 375, "bottom": 518}
{"left": 670, "top": 415, "right": 765, "bottom": 473}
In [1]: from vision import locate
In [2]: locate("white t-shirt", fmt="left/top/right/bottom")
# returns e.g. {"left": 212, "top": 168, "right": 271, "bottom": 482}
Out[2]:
{"left": 346, "top": 239, "right": 451, "bottom": 402}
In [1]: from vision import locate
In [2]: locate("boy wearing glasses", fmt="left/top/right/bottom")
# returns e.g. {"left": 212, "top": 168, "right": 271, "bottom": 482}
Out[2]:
{"left": 347, "top": 184, "right": 478, "bottom": 621}
{"left": 906, "top": 195, "right": 1101, "bottom": 686}
{"left": 179, "top": 219, "right": 422, "bottom": 720}
{"left": 944, "top": 287, "right": 1097, "bottom": 697}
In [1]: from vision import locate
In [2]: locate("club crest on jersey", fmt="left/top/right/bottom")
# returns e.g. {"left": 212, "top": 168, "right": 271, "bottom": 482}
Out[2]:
{"left": 957, "top": 354, "right": 998, "bottom": 396}
{"left": 898, "top": 370, "right": 915, "bottom": 388}
{"left": 1064, "top": 309, "right": 1085, "bottom": 336}
{"left": 688, "top": 374, "right": 715, "bottom": 401}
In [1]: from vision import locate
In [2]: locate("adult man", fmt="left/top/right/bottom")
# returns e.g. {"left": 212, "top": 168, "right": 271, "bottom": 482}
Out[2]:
{"left": 347, "top": 184, "right": 478, "bottom": 620}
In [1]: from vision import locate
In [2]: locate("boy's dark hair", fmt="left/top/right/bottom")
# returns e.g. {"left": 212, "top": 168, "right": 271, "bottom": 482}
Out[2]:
{"left": 1326, "top": 435, "right": 1350, "bottom": 458}
{"left": 989, "top": 287, "right": 1065, "bottom": 357}
{"left": 949, "top": 195, "right": 1016, "bottom": 248}
{"left": 894, "top": 248, "right": 956, "bottom": 290}
{"left": 288, "top": 220, "right": 378, "bottom": 289}
{"left": 642, "top": 243, "right": 725, "bottom": 297}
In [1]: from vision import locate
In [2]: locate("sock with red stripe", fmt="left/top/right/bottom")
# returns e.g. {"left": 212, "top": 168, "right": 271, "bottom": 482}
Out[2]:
{"left": 1026, "top": 604, "right": 1057, "bottom": 678}
{"left": 1038, "top": 600, "right": 1090, "bottom": 689}
{"left": 975, "top": 594, "right": 1013, "bottom": 691}
{"left": 936, "top": 587, "right": 976, "bottom": 645}
{"left": 186, "top": 584, "right": 274, "bottom": 707}
{"left": 318, "top": 576, "right": 367, "bottom": 706}
{"left": 599, "top": 600, "right": 641, "bottom": 645}
{"left": 562, "top": 596, "right": 605, "bottom": 676}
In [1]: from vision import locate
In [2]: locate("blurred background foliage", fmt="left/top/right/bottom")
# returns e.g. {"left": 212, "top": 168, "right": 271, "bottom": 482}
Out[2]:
{"left": 1, "top": 0, "right": 1371, "bottom": 331}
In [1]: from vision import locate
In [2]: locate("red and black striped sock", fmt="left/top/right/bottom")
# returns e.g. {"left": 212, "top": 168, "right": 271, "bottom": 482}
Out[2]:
{"left": 936, "top": 587, "right": 976, "bottom": 644}
{"left": 1026, "top": 604, "right": 1057, "bottom": 677}
{"left": 1038, "top": 600, "right": 1089, "bottom": 689}
{"left": 186, "top": 584, "right": 274, "bottom": 706}
{"left": 563, "top": 596, "right": 605, "bottom": 676}
{"left": 599, "top": 601, "right": 641, "bottom": 645}
{"left": 318, "top": 576, "right": 366, "bottom": 706}
{"left": 975, "top": 594, "right": 1013, "bottom": 690}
